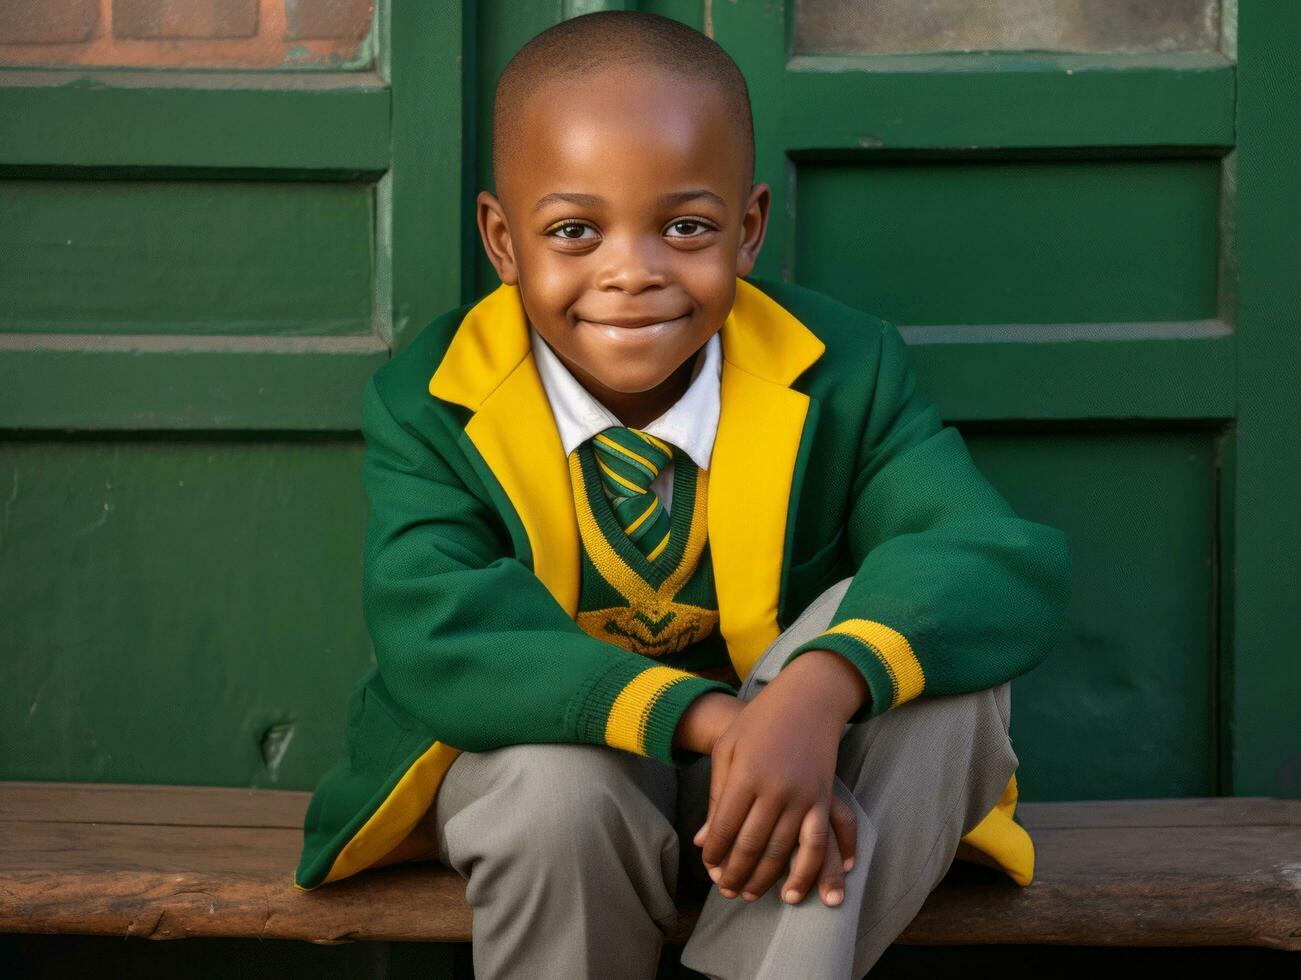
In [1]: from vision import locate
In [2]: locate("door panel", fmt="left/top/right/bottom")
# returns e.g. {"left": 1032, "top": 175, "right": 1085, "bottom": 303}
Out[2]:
{"left": 796, "top": 158, "right": 1221, "bottom": 326}
{"left": 712, "top": 0, "right": 1238, "bottom": 798}
{"left": 2, "top": 179, "right": 375, "bottom": 336}
{"left": 0, "top": 436, "right": 368, "bottom": 788}
{"left": 966, "top": 428, "right": 1216, "bottom": 799}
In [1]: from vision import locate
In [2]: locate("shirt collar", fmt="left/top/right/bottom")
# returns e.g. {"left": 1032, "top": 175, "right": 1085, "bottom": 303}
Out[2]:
{"left": 529, "top": 324, "right": 722, "bottom": 472}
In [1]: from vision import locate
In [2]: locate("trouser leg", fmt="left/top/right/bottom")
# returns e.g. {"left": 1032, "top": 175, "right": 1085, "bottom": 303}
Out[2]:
{"left": 678, "top": 577, "right": 1019, "bottom": 980}
{"left": 433, "top": 741, "right": 680, "bottom": 980}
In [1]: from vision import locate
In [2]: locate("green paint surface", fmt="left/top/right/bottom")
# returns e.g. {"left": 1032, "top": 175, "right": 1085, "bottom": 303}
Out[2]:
{"left": 966, "top": 428, "right": 1218, "bottom": 800}
{"left": 796, "top": 158, "right": 1221, "bottom": 325}
{"left": 0, "top": 180, "right": 375, "bottom": 336}
{"left": 0, "top": 437, "right": 370, "bottom": 790}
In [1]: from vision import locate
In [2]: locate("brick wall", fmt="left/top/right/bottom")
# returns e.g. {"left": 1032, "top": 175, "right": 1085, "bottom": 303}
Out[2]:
{"left": 0, "top": 0, "right": 374, "bottom": 69}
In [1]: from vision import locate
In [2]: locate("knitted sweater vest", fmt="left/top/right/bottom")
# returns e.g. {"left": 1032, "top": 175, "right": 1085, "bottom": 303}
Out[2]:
{"left": 566, "top": 438, "right": 731, "bottom": 674}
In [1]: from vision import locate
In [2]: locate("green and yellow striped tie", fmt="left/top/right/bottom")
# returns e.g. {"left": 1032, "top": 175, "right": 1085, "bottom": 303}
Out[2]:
{"left": 589, "top": 426, "right": 675, "bottom": 565}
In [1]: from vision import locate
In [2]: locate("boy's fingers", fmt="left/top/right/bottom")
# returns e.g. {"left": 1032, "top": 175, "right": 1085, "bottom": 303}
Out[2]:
{"left": 693, "top": 817, "right": 710, "bottom": 849}
{"left": 828, "top": 791, "right": 857, "bottom": 873}
{"left": 700, "top": 777, "right": 756, "bottom": 871}
{"left": 716, "top": 795, "right": 784, "bottom": 894}
{"left": 694, "top": 745, "right": 730, "bottom": 851}
{"left": 736, "top": 807, "right": 804, "bottom": 901}
{"left": 817, "top": 827, "right": 846, "bottom": 907}
{"left": 779, "top": 803, "right": 829, "bottom": 904}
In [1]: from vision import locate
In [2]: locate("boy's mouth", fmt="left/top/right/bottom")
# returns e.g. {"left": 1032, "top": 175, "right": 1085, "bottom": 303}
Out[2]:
{"left": 579, "top": 314, "right": 690, "bottom": 343}
{"left": 581, "top": 313, "right": 689, "bottom": 329}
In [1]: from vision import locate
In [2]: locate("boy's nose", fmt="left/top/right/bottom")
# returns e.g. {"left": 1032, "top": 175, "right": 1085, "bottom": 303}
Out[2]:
{"left": 596, "top": 238, "right": 670, "bottom": 293}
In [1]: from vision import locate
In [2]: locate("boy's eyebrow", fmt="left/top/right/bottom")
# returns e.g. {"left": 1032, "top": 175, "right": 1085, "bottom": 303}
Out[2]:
{"left": 532, "top": 189, "right": 726, "bottom": 213}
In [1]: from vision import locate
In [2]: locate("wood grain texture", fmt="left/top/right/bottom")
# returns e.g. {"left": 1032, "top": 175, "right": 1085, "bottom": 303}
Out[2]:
{"left": 1, "top": 782, "right": 1298, "bottom": 949}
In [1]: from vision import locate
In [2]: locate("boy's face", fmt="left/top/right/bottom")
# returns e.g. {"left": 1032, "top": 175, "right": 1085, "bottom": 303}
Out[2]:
{"left": 478, "top": 63, "right": 770, "bottom": 424}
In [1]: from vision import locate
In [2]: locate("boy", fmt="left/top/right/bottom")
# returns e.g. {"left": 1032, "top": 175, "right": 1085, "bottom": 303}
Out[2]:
{"left": 294, "top": 11, "right": 1070, "bottom": 979}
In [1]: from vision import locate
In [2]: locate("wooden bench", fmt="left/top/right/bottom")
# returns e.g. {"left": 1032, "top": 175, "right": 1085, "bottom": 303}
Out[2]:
{"left": 1, "top": 781, "right": 1298, "bottom": 952}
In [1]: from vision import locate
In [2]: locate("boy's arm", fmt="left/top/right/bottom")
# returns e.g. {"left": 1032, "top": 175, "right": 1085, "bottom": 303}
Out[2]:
{"left": 780, "top": 319, "right": 1072, "bottom": 723}
{"left": 359, "top": 378, "right": 736, "bottom": 766}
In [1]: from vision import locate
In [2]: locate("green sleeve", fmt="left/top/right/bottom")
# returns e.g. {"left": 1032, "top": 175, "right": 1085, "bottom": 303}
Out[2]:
{"left": 781, "top": 319, "right": 1072, "bottom": 724}
{"left": 360, "top": 379, "right": 735, "bottom": 767}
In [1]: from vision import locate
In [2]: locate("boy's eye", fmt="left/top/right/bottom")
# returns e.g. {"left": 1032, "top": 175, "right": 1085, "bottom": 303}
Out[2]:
{"left": 549, "top": 222, "right": 597, "bottom": 241}
{"left": 545, "top": 218, "right": 717, "bottom": 245}
{"left": 666, "top": 219, "right": 714, "bottom": 238}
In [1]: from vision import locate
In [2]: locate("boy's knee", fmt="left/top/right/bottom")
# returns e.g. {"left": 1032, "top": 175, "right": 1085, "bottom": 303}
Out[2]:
{"left": 467, "top": 743, "right": 676, "bottom": 867}
{"left": 901, "top": 682, "right": 1011, "bottom": 753}
{"left": 862, "top": 682, "right": 1017, "bottom": 805}
{"left": 925, "top": 684, "right": 1018, "bottom": 815}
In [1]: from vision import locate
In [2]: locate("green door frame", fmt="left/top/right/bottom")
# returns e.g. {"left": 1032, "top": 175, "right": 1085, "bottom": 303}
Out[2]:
{"left": 1231, "top": 0, "right": 1300, "bottom": 797}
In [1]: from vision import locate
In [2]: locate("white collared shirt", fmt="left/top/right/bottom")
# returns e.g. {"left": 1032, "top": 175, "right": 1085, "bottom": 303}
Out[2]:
{"left": 529, "top": 324, "right": 722, "bottom": 514}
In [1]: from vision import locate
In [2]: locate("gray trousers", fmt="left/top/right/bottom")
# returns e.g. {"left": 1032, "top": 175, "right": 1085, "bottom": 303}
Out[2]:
{"left": 433, "top": 578, "right": 1019, "bottom": 979}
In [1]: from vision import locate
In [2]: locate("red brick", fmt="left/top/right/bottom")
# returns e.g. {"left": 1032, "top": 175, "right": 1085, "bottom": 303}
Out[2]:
{"left": 113, "top": 0, "right": 258, "bottom": 40}
{"left": 0, "top": 0, "right": 98, "bottom": 44}
{"left": 284, "top": 0, "right": 371, "bottom": 41}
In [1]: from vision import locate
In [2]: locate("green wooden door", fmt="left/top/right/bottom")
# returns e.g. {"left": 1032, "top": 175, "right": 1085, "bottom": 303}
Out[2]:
{"left": 0, "top": 2, "right": 466, "bottom": 789}
{"left": 3, "top": 2, "right": 1296, "bottom": 806}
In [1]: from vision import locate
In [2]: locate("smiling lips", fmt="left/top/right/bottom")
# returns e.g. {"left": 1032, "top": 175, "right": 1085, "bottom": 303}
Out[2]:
{"left": 580, "top": 314, "right": 689, "bottom": 343}
{"left": 583, "top": 314, "right": 689, "bottom": 329}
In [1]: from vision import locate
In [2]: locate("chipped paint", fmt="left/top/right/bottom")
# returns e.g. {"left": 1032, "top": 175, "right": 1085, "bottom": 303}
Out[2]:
{"left": 259, "top": 722, "right": 296, "bottom": 781}
{"left": 72, "top": 480, "right": 115, "bottom": 537}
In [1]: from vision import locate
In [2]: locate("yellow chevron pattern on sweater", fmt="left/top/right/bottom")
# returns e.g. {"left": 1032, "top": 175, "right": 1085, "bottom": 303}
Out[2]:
{"left": 568, "top": 448, "right": 719, "bottom": 658}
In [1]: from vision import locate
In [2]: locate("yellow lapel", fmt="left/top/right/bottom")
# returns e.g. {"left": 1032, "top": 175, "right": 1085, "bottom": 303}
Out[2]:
{"left": 710, "top": 279, "right": 826, "bottom": 678}
{"left": 428, "top": 277, "right": 825, "bottom": 681}
{"left": 428, "top": 282, "right": 581, "bottom": 614}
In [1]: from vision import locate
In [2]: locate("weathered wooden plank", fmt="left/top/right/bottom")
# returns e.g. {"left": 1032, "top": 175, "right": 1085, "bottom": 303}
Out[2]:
{"left": 1019, "top": 797, "right": 1301, "bottom": 829}
{"left": 1, "top": 784, "right": 1298, "bottom": 950}
{"left": 0, "top": 781, "right": 311, "bottom": 829}
{"left": 11, "top": 782, "right": 1293, "bottom": 833}
{"left": 0, "top": 864, "right": 470, "bottom": 945}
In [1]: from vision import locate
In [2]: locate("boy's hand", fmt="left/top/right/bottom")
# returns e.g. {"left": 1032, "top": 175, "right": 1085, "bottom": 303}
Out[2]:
{"left": 673, "top": 690, "right": 745, "bottom": 757}
{"left": 693, "top": 650, "right": 867, "bottom": 907}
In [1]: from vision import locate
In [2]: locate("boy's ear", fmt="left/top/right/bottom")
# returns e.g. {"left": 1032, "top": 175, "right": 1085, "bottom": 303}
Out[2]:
{"left": 477, "top": 191, "right": 519, "bottom": 285}
{"left": 735, "top": 181, "right": 771, "bottom": 278}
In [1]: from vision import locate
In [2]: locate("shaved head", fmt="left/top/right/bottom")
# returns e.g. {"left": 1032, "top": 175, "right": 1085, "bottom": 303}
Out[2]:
{"left": 492, "top": 11, "right": 755, "bottom": 198}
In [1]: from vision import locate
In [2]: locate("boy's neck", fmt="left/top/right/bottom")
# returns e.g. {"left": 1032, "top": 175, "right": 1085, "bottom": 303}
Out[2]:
{"left": 585, "top": 351, "right": 697, "bottom": 426}
{"left": 589, "top": 346, "right": 704, "bottom": 430}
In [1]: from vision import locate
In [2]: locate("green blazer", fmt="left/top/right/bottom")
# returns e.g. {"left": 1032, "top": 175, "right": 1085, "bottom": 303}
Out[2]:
{"left": 294, "top": 275, "right": 1071, "bottom": 892}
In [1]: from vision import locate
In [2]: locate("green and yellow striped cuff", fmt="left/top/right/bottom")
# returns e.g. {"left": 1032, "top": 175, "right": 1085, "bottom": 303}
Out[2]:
{"left": 781, "top": 618, "right": 925, "bottom": 723}
{"left": 570, "top": 660, "right": 737, "bottom": 767}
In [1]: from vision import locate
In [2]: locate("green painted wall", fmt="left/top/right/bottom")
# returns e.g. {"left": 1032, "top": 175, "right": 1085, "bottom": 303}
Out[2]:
{"left": 1, "top": 1, "right": 1297, "bottom": 811}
